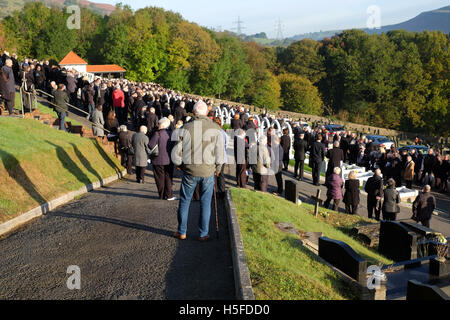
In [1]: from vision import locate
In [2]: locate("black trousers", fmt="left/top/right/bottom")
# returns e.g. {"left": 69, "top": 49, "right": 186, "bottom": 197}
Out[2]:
{"left": 275, "top": 171, "right": 283, "bottom": 194}
{"left": 311, "top": 160, "right": 322, "bottom": 185}
{"left": 236, "top": 163, "right": 247, "bottom": 188}
{"left": 324, "top": 197, "right": 341, "bottom": 211}
{"left": 153, "top": 164, "right": 173, "bottom": 199}
{"left": 367, "top": 198, "right": 381, "bottom": 220}
{"left": 135, "top": 166, "right": 146, "bottom": 183}
{"left": 345, "top": 203, "right": 358, "bottom": 215}
{"left": 282, "top": 152, "right": 290, "bottom": 170}
{"left": 382, "top": 211, "right": 397, "bottom": 221}
{"left": 419, "top": 218, "right": 430, "bottom": 228}
{"left": 294, "top": 160, "right": 304, "bottom": 179}
{"left": 4, "top": 91, "right": 15, "bottom": 114}
{"left": 253, "top": 173, "right": 268, "bottom": 192}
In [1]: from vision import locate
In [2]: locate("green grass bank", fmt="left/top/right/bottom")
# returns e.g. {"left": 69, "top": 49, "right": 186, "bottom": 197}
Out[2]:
{"left": 0, "top": 117, "right": 122, "bottom": 223}
{"left": 230, "top": 188, "right": 392, "bottom": 300}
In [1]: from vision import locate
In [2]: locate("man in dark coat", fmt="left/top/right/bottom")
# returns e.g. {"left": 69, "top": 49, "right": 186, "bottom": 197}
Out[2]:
{"left": 146, "top": 107, "right": 159, "bottom": 137}
{"left": 293, "top": 133, "right": 308, "bottom": 180}
{"left": 280, "top": 128, "right": 291, "bottom": 171}
{"left": 1, "top": 59, "right": 16, "bottom": 115}
{"left": 326, "top": 141, "right": 344, "bottom": 178}
{"left": 174, "top": 100, "right": 187, "bottom": 124}
{"left": 364, "top": 169, "right": 384, "bottom": 220}
{"left": 412, "top": 185, "right": 436, "bottom": 228}
{"left": 310, "top": 135, "right": 325, "bottom": 186}
{"left": 53, "top": 83, "right": 69, "bottom": 131}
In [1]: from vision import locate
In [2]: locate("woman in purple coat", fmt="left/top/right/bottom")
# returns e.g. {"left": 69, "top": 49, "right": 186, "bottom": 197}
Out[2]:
{"left": 323, "top": 167, "right": 343, "bottom": 211}
{"left": 149, "top": 117, "right": 176, "bottom": 201}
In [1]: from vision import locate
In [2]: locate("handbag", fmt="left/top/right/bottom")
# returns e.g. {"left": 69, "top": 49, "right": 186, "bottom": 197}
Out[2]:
{"left": 127, "top": 145, "right": 135, "bottom": 155}
{"left": 148, "top": 144, "right": 159, "bottom": 159}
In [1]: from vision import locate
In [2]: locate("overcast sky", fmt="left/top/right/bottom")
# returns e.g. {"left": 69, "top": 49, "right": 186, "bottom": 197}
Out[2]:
{"left": 94, "top": 0, "right": 449, "bottom": 38}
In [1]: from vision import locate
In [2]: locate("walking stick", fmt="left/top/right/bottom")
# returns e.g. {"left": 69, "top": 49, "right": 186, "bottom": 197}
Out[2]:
{"left": 213, "top": 182, "right": 219, "bottom": 239}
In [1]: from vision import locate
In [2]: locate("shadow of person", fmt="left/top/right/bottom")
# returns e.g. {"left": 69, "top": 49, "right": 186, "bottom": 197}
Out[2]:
{"left": 92, "top": 139, "right": 122, "bottom": 174}
{"left": 70, "top": 143, "right": 102, "bottom": 182}
{"left": 0, "top": 149, "right": 47, "bottom": 206}
{"left": 50, "top": 211, "right": 174, "bottom": 238}
{"left": 44, "top": 140, "right": 92, "bottom": 185}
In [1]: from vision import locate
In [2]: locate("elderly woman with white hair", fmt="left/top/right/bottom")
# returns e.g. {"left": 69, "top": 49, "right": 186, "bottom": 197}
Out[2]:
{"left": 148, "top": 117, "right": 176, "bottom": 201}
{"left": 323, "top": 166, "right": 344, "bottom": 211}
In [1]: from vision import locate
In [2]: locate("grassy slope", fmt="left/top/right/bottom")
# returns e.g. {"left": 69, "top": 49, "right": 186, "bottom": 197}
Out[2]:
{"left": 14, "top": 93, "right": 83, "bottom": 126}
{"left": 230, "top": 188, "right": 392, "bottom": 300}
{"left": 0, "top": 117, "right": 122, "bottom": 223}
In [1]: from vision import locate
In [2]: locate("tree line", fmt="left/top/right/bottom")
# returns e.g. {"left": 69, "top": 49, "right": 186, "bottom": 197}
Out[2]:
{"left": 0, "top": 2, "right": 448, "bottom": 135}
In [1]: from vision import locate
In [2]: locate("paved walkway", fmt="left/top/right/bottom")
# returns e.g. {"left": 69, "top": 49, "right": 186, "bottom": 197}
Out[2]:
{"left": 0, "top": 169, "right": 235, "bottom": 300}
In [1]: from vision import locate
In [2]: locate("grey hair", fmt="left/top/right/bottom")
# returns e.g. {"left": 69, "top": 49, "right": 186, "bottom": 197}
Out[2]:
{"left": 139, "top": 126, "right": 148, "bottom": 134}
{"left": 158, "top": 117, "right": 170, "bottom": 130}
{"left": 193, "top": 100, "right": 208, "bottom": 116}
{"left": 118, "top": 125, "right": 127, "bottom": 133}
{"left": 423, "top": 185, "right": 431, "bottom": 192}
{"left": 333, "top": 141, "right": 340, "bottom": 148}
{"left": 333, "top": 167, "right": 341, "bottom": 175}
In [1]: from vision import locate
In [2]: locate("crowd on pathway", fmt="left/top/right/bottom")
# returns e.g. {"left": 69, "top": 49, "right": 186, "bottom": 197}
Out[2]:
{"left": 0, "top": 52, "right": 447, "bottom": 238}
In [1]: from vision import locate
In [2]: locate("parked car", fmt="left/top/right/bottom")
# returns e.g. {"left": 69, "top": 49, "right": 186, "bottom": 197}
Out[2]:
{"left": 398, "top": 145, "right": 430, "bottom": 155}
{"left": 366, "top": 135, "right": 394, "bottom": 150}
{"left": 324, "top": 124, "right": 346, "bottom": 135}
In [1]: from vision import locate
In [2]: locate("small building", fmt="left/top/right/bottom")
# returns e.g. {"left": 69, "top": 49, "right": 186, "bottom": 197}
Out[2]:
{"left": 59, "top": 51, "right": 126, "bottom": 81}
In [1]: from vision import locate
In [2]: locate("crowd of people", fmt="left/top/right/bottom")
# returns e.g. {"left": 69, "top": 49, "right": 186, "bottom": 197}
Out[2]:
{"left": 1, "top": 51, "right": 447, "bottom": 237}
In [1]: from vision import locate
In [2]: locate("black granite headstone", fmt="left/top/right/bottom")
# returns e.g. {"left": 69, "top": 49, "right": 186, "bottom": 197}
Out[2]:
{"left": 285, "top": 180, "right": 300, "bottom": 205}
{"left": 318, "top": 237, "right": 367, "bottom": 284}
{"left": 379, "top": 221, "right": 418, "bottom": 262}
{"left": 406, "top": 280, "right": 449, "bottom": 300}
{"left": 400, "top": 221, "right": 434, "bottom": 240}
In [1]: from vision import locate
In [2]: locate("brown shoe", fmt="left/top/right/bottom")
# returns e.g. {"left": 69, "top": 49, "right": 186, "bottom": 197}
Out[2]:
{"left": 198, "top": 235, "right": 210, "bottom": 242}
{"left": 173, "top": 232, "right": 186, "bottom": 240}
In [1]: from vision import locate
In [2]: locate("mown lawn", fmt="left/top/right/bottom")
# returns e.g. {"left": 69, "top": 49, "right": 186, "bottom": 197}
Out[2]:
{"left": 230, "top": 188, "right": 392, "bottom": 300}
{"left": 0, "top": 117, "right": 122, "bottom": 223}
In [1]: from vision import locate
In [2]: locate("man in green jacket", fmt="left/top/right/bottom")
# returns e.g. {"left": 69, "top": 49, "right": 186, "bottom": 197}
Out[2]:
{"left": 53, "top": 83, "right": 69, "bottom": 131}
{"left": 173, "top": 100, "right": 224, "bottom": 241}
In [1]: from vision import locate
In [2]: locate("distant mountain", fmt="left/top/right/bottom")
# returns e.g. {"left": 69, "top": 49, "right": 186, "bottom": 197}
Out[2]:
{"left": 0, "top": 0, "right": 116, "bottom": 18}
{"left": 288, "top": 6, "right": 450, "bottom": 42}
{"left": 367, "top": 5, "right": 450, "bottom": 34}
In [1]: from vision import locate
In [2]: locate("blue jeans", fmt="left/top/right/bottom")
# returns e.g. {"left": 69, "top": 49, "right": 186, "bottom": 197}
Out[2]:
{"left": 177, "top": 173, "right": 215, "bottom": 237}
{"left": 58, "top": 111, "right": 66, "bottom": 131}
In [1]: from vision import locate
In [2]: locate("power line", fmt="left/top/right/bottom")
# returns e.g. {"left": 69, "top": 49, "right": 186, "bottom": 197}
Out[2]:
{"left": 275, "top": 19, "right": 284, "bottom": 40}
{"left": 232, "top": 16, "right": 245, "bottom": 36}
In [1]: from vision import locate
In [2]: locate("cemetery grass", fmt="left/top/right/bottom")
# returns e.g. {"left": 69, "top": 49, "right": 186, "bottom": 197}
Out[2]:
{"left": 231, "top": 188, "right": 392, "bottom": 300}
{"left": 0, "top": 117, "right": 122, "bottom": 223}
{"left": 289, "top": 159, "right": 325, "bottom": 177}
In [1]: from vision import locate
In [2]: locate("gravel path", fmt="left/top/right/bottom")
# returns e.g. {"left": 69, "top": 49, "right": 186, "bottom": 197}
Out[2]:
{"left": 0, "top": 169, "right": 235, "bottom": 300}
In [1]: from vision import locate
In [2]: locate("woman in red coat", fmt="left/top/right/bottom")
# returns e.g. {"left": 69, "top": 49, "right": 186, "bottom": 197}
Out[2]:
{"left": 112, "top": 85, "right": 126, "bottom": 125}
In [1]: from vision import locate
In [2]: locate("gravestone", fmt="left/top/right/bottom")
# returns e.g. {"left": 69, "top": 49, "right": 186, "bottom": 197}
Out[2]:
{"left": 379, "top": 221, "right": 418, "bottom": 262}
{"left": 285, "top": 180, "right": 300, "bottom": 205}
{"left": 406, "top": 280, "right": 450, "bottom": 300}
{"left": 318, "top": 237, "right": 367, "bottom": 284}
{"left": 400, "top": 221, "right": 435, "bottom": 240}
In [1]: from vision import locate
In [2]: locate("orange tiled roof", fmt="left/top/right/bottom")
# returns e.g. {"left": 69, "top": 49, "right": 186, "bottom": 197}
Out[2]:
{"left": 59, "top": 51, "right": 87, "bottom": 65}
{"left": 86, "top": 65, "right": 126, "bottom": 73}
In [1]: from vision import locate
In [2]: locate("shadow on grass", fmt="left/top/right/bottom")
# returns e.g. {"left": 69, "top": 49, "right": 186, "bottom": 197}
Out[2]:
{"left": 0, "top": 150, "right": 47, "bottom": 207}
{"left": 92, "top": 139, "right": 122, "bottom": 175}
{"left": 70, "top": 143, "right": 102, "bottom": 182}
{"left": 45, "top": 140, "right": 92, "bottom": 185}
{"left": 282, "top": 236, "right": 357, "bottom": 300}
